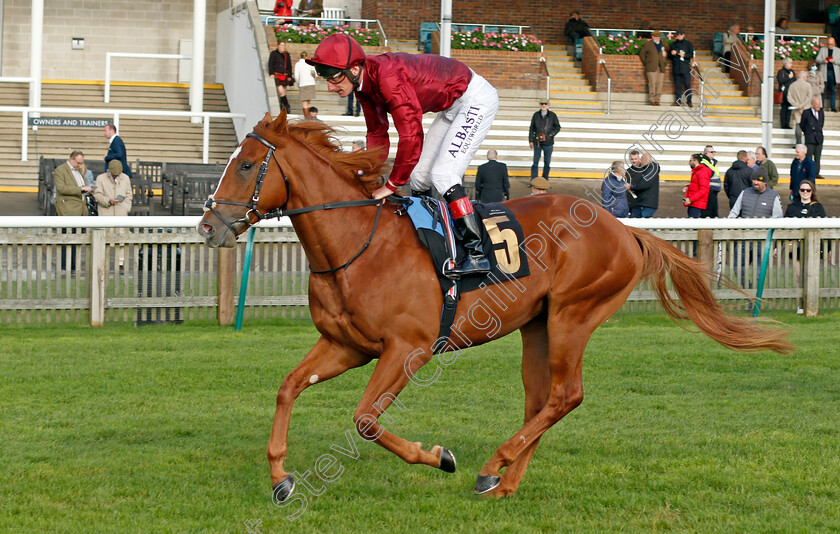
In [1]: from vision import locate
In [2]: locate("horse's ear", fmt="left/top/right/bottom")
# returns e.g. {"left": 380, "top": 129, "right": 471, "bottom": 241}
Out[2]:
{"left": 272, "top": 110, "right": 287, "bottom": 133}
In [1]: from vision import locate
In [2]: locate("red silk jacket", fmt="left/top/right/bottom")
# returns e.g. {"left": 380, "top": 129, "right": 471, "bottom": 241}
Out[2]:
{"left": 355, "top": 53, "right": 472, "bottom": 189}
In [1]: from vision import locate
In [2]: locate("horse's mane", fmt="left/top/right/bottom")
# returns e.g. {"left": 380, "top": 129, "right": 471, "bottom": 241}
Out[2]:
{"left": 254, "top": 117, "right": 388, "bottom": 193}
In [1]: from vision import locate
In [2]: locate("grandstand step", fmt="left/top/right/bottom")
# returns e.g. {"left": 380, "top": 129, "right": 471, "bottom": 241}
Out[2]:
{"left": 0, "top": 82, "right": 238, "bottom": 189}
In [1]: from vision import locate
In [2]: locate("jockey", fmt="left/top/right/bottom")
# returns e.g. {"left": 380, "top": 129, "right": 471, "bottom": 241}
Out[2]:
{"left": 306, "top": 33, "right": 499, "bottom": 278}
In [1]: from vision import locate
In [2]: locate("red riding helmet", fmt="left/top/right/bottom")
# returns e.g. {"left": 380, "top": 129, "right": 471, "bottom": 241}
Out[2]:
{"left": 306, "top": 34, "right": 366, "bottom": 87}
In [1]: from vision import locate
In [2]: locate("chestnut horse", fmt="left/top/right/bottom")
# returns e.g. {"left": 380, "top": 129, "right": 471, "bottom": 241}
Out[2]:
{"left": 198, "top": 112, "right": 792, "bottom": 500}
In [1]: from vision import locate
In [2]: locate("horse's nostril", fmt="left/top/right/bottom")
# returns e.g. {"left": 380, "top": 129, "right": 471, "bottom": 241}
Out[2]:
{"left": 202, "top": 224, "right": 215, "bottom": 236}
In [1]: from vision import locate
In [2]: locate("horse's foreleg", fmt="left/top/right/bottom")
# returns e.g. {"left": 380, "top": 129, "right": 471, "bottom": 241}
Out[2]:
{"left": 268, "top": 336, "right": 371, "bottom": 500}
{"left": 352, "top": 345, "right": 455, "bottom": 472}
{"left": 490, "top": 317, "right": 552, "bottom": 497}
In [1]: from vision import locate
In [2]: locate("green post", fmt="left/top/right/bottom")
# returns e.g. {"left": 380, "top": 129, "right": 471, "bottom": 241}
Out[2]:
{"left": 752, "top": 229, "right": 774, "bottom": 317}
{"left": 235, "top": 227, "right": 257, "bottom": 331}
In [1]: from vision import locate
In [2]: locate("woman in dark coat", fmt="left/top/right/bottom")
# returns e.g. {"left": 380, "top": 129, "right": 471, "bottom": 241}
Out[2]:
{"left": 269, "top": 41, "right": 294, "bottom": 114}
{"left": 784, "top": 179, "right": 826, "bottom": 314}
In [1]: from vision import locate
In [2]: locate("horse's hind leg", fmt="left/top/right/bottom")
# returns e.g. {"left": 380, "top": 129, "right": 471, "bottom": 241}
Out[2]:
{"left": 269, "top": 336, "right": 372, "bottom": 502}
{"left": 489, "top": 316, "right": 552, "bottom": 497}
{"left": 352, "top": 341, "right": 456, "bottom": 472}
{"left": 476, "top": 312, "right": 594, "bottom": 496}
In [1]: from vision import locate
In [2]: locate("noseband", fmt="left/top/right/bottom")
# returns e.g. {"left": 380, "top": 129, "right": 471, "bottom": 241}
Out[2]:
{"left": 205, "top": 131, "right": 383, "bottom": 274}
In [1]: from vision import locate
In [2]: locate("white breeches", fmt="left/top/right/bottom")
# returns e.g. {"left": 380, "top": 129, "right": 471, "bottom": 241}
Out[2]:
{"left": 409, "top": 72, "right": 499, "bottom": 194}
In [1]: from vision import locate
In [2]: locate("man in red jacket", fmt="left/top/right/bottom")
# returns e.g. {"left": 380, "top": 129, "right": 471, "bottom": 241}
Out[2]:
{"left": 307, "top": 34, "right": 499, "bottom": 278}
{"left": 683, "top": 153, "right": 711, "bottom": 218}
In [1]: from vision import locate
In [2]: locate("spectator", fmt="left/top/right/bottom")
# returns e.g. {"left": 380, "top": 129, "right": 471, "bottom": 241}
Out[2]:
{"left": 684, "top": 153, "right": 710, "bottom": 218}
{"left": 344, "top": 91, "right": 362, "bottom": 117}
{"left": 626, "top": 149, "right": 659, "bottom": 217}
{"left": 54, "top": 150, "right": 91, "bottom": 271}
{"left": 104, "top": 123, "right": 131, "bottom": 178}
{"left": 800, "top": 96, "right": 825, "bottom": 175}
{"left": 700, "top": 145, "right": 721, "bottom": 217}
{"left": 723, "top": 150, "right": 753, "bottom": 209}
{"left": 755, "top": 146, "right": 779, "bottom": 188}
{"left": 669, "top": 30, "right": 695, "bottom": 107}
{"left": 563, "top": 11, "right": 591, "bottom": 58}
{"left": 269, "top": 41, "right": 294, "bottom": 114}
{"left": 775, "top": 17, "right": 791, "bottom": 35}
{"left": 601, "top": 162, "right": 630, "bottom": 218}
{"left": 295, "top": 0, "right": 323, "bottom": 18}
{"left": 785, "top": 179, "right": 825, "bottom": 218}
{"left": 474, "top": 149, "right": 509, "bottom": 203}
{"left": 790, "top": 144, "right": 817, "bottom": 201}
{"left": 777, "top": 58, "right": 796, "bottom": 128}
{"left": 784, "top": 178, "right": 824, "bottom": 314}
{"left": 728, "top": 167, "right": 782, "bottom": 296}
{"left": 529, "top": 177, "right": 550, "bottom": 195}
{"left": 787, "top": 70, "right": 813, "bottom": 145}
{"left": 721, "top": 24, "right": 743, "bottom": 73}
{"left": 639, "top": 30, "right": 668, "bottom": 105}
{"left": 94, "top": 160, "right": 133, "bottom": 268}
{"left": 307, "top": 106, "right": 320, "bottom": 121}
{"left": 746, "top": 150, "right": 758, "bottom": 169}
{"left": 727, "top": 167, "right": 783, "bottom": 218}
{"left": 806, "top": 60, "right": 825, "bottom": 100}
{"left": 54, "top": 150, "right": 92, "bottom": 216}
{"left": 351, "top": 139, "right": 365, "bottom": 152}
{"left": 94, "top": 160, "right": 132, "bottom": 216}
{"left": 816, "top": 37, "right": 840, "bottom": 112}
{"left": 294, "top": 51, "right": 317, "bottom": 117}
{"left": 273, "top": 0, "right": 292, "bottom": 23}
{"left": 529, "top": 98, "right": 561, "bottom": 181}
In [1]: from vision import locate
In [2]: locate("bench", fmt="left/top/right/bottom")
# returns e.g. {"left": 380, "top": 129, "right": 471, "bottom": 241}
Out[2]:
{"left": 161, "top": 162, "right": 223, "bottom": 214}
{"left": 178, "top": 173, "right": 220, "bottom": 215}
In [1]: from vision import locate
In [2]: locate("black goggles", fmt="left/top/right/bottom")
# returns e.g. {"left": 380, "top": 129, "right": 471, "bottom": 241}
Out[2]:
{"left": 314, "top": 64, "right": 346, "bottom": 83}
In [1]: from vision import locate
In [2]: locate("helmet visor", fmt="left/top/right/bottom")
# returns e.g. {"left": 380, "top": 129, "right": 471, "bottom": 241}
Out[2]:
{"left": 314, "top": 64, "right": 346, "bottom": 83}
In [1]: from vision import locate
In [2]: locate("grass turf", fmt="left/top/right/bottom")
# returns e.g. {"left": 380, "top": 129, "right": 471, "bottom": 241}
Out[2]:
{"left": 1, "top": 312, "right": 839, "bottom": 533}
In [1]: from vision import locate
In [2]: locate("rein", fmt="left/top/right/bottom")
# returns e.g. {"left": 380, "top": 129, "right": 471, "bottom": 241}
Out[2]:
{"left": 205, "top": 131, "right": 383, "bottom": 274}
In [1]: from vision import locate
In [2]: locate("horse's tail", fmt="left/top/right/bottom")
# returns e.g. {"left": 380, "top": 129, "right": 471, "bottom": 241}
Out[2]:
{"left": 628, "top": 226, "right": 794, "bottom": 354}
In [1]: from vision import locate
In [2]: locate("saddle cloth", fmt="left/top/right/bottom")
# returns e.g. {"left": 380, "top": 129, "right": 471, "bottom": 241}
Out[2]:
{"left": 402, "top": 196, "right": 530, "bottom": 293}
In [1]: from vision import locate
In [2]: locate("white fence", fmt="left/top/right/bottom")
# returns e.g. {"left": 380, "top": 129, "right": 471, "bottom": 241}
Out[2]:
{"left": 1, "top": 216, "right": 839, "bottom": 325}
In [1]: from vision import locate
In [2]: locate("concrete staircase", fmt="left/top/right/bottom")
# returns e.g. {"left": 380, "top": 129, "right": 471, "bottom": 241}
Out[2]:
{"left": 0, "top": 82, "right": 238, "bottom": 190}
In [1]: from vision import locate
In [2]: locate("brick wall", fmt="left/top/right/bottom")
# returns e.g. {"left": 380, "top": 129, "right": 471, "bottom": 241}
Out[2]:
{"left": 449, "top": 50, "right": 545, "bottom": 90}
{"left": 581, "top": 36, "right": 697, "bottom": 96}
{"left": 272, "top": 31, "right": 544, "bottom": 91}
{"left": 363, "top": 0, "right": 791, "bottom": 46}
{"left": 1, "top": 0, "right": 225, "bottom": 82}
{"left": 727, "top": 42, "right": 808, "bottom": 97}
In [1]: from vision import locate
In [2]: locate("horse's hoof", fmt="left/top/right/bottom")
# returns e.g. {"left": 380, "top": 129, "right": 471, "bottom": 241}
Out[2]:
{"left": 272, "top": 474, "right": 295, "bottom": 503}
{"left": 438, "top": 448, "right": 457, "bottom": 473}
{"left": 474, "top": 474, "right": 501, "bottom": 494}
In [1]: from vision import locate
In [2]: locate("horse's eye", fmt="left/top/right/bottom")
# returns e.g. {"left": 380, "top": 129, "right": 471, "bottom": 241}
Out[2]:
{"left": 241, "top": 162, "right": 253, "bottom": 171}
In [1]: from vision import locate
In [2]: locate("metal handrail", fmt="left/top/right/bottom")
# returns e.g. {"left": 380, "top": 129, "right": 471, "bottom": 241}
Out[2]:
{"left": 539, "top": 57, "right": 550, "bottom": 101}
{"left": 591, "top": 28, "right": 677, "bottom": 37}
{"left": 449, "top": 23, "right": 532, "bottom": 35}
{"left": 599, "top": 59, "right": 612, "bottom": 115}
{"left": 105, "top": 53, "right": 192, "bottom": 103}
{"left": 691, "top": 62, "right": 705, "bottom": 114}
{"left": 0, "top": 105, "right": 246, "bottom": 163}
{"left": 750, "top": 64, "right": 764, "bottom": 87}
{"left": 741, "top": 32, "right": 825, "bottom": 43}
{"left": 264, "top": 16, "right": 389, "bottom": 47}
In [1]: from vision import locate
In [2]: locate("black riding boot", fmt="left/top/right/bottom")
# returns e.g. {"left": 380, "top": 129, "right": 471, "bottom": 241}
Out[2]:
{"left": 281, "top": 96, "right": 291, "bottom": 114}
{"left": 443, "top": 185, "right": 490, "bottom": 279}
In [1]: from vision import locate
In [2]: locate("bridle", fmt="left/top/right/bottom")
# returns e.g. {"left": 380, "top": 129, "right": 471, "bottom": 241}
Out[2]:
{"left": 204, "top": 131, "right": 383, "bottom": 274}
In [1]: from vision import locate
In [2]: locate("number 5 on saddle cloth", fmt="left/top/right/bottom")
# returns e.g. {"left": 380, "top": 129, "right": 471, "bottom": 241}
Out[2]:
{"left": 397, "top": 196, "right": 530, "bottom": 353}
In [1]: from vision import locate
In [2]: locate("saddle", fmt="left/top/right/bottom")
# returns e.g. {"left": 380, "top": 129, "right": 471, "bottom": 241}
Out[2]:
{"left": 394, "top": 196, "right": 530, "bottom": 351}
